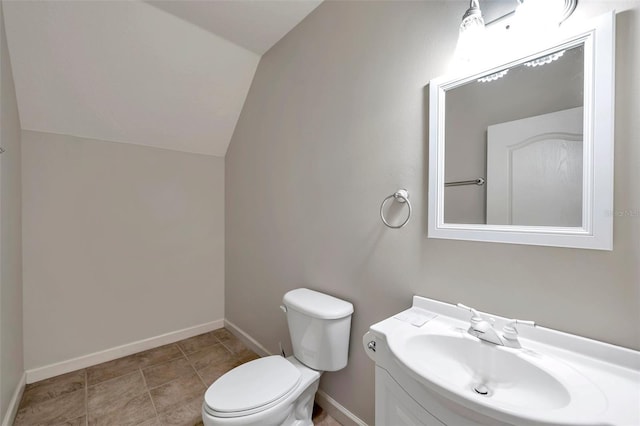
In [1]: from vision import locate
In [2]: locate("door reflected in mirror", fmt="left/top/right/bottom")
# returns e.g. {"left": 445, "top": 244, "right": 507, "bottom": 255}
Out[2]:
{"left": 443, "top": 45, "right": 584, "bottom": 226}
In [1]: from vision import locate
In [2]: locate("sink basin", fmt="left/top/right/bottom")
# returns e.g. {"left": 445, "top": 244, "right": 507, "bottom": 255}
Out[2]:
{"left": 386, "top": 325, "right": 610, "bottom": 425}
{"left": 402, "top": 333, "right": 571, "bottom": 410}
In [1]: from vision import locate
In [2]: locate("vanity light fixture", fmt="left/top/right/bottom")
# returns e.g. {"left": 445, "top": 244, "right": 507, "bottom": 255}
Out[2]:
{"left": 451, "top": 1, "right": 578, "bottom": 76}
{"left": 477, "top": 69, "right": 509, "bottom": 83}
{"left": 477, "top": 48, "right": 565, "bottom": 84}
{"left": 524, "top": 49, "right": 566, "bottom": 67}
{"left": 455, "top": 0, "right": 486, "bottom": 63}
{"left": 514, "top": 0, "right": 578, "bottom": 30}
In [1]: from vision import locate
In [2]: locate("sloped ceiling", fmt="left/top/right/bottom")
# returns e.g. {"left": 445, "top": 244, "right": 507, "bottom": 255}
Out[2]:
{"left": 2, "top": 0, "right": 321, "bottom": 156}
{"left": 147, "top": 0, "right": 323, "bottom": 55}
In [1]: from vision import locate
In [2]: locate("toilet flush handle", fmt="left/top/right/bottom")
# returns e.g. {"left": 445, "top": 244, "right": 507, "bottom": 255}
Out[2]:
{"left": 280, "top": 305, "right": 287, "bottom": 314}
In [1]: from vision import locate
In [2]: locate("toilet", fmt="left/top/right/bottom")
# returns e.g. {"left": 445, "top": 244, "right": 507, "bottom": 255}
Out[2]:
{"left": 202, "top": 288, "right": 354, "bottom": 426}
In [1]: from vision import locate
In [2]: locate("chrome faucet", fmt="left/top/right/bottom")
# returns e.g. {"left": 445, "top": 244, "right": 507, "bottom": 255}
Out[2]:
{"left": 457, "top": 303, "right": 535, "bottom": 348}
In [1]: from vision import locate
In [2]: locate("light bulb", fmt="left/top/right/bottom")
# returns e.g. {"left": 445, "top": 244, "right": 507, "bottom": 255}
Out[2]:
{"left": 455, "top": 0, "right": 486, "bottom": 64}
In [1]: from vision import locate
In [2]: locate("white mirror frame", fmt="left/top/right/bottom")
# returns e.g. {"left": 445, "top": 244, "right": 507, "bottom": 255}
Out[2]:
{"left": 428, "top": 11, "right": 615, "bottom": 250}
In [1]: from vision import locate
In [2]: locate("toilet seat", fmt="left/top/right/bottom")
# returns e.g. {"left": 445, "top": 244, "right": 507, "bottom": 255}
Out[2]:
{"left": 204, "top": 356, "right": 302, "bottom": 418}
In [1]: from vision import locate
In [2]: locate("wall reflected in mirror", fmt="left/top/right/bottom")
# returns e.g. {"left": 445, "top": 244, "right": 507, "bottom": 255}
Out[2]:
{"left": 443, "top": 44, "right": 584, "bottom": 226}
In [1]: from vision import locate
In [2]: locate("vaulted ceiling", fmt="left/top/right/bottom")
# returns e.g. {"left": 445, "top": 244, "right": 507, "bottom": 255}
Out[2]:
{"left": 2, "top": 0, "right": 322, "bottom": 156}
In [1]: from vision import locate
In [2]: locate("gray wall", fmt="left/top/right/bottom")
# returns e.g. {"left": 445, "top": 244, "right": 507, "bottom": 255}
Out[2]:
{"left": 0, "top": 1, "right": 24, "bottom": 419}
{"left": 225, "top": 1, "right": 640, "bottom": 424}
{"left": 22, "top": 131, "right": 225, "bottom": 370}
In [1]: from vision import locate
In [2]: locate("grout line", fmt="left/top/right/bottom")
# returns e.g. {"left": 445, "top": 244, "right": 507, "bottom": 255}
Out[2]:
{"left": 15, "top": 385, "right": 86, "bottom": 425}
{"left": 217, "top": 340, "right": 235, "bottom": 354}
{"left": 140, "top": 368, "right": 161, "bottom": 424}
{"left": 212, "top": 330, "right": 246, "bottom": 356}
{"left": 211, "top": 331, "right": 225, "bottom": 345}
{"left": 84, "top": 370, "right": 88, "bottom": 426}
{"left": 139, "top": 343, "right": 185, "bottom": 369}
{"left": 86, "top": 343, "right": 183, "bottom": 389}
{"left": 145, "top": 368, "right": 199, "bottom": 393}
{"left": 181, "top": 341, "right": 226, "bottom": 359}
{"left": 211, "top": 329, "right": 233, "bottom": 347}
{"left": 194, "top": 367, "right": 209, "bottom": 389}
{"left": 176, "top": 344, "right": 188, "bottom": 359}
{"left": 87, "top": 368, "right": 140, "bottom": 389}
{"left": 25, "top": 339, "right": 219, "bottom": 426}
{"left": 176, "top": 342, "right": 209, "bottom": 389}
{"left": 88, "top": 370, "right": 155, "bottom": 425}
{"left": 165, "top": 343, "right": 187, "bottom": 363}
{"left": 175, "top": 345, "right": 191, "bottom": 368}
{"left": 211, "top": 329, "right": 239, "bottom": 354}
{"left": 140, "top": 353, "right": 206, "bottom": 393}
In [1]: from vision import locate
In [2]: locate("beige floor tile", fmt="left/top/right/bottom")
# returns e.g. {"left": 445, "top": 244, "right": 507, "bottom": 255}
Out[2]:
{"left": 14, "top": 388, "right": 85, "bottom": 426}
{"left": 194, "top": 357, "right": 240, "bottom": 386}
{"left": 87, "top": 370, "right": 146, "bottom": 417}
{"left": 56, "top": 415, "right": 87, "bottom": 426}
{"left": 217, "top": 334, "right": 246, "bottom": 354}
{"left": 87, "top": 392, "right": 156, "bottom": 426}
{"left": 234, "top": 348, "right": 259, "bottom": 364}
{"left": 86, "top": 354, "right": 142, "bottom": 386}
{"left": 143, "top": 356, "right": 194, "bottom": 389}
{"left": 136, "top": 417, "right": 161, "bottom": 426}
{"left": 177, "top": 333, "right": 218, "bottom": 355}
{"left": 149, "top": 373, "right": 205, "bottom": 414}
{"left": 86, "top": 344, "right": 182, "bottom": 386}
{"left": 20, "top": 370, "right": 86, "bottom": 407}
{"left": 210, "top": 328, "right": 233, "bottom": 342}
{"left": 135, "top": 344, "right": 183, "bottom": 369}
{"left": 157, "top": 396, "right": 203, "bottom": 426}
{"left": 186, "top": 343, "right": 232, "bottom": 371}
{"left": 212, "top": 328, "right": 254, "bottom": 356}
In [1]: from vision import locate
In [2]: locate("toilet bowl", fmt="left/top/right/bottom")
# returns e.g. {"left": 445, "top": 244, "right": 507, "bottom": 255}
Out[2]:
{"left": 202, "top": 356, "right": 320, "bottom": 426}
{"left": 202, "top": 288, "right": 353, "bottom": 426}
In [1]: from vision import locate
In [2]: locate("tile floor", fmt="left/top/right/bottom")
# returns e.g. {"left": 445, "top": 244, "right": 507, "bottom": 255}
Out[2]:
{"left": 13, "top": 328, "right": 341, "bottom": 426}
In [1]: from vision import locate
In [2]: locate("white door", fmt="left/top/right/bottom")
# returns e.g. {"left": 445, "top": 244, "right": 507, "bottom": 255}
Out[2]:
{"left": 486, "top": 107, "right": 583, "bottom": 227}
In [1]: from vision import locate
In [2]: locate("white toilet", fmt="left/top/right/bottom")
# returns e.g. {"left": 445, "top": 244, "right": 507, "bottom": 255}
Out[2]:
{"left": 202, "top": 288, "right": 354, "bottom": 426}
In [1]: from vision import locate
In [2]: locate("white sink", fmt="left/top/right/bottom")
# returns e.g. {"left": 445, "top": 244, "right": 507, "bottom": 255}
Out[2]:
{"left": 390, "top": 330, "right": 612, "bottom": 421}
{"left": 366, "top": 296, "right": 640, "bottom": 425}
{"left": 401, "top": 333, "right": 573, "bottom": 410}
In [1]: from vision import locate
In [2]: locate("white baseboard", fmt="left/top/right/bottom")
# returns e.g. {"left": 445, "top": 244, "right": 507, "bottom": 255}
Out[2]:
{"left": 315, "top": 389, "right": 368, "bottom": 426}
{"left": 223, "top": 319, "right": 368, "bottom": 426}
{"left": 25, "top": 319, "right": 224, "bottom": 383}
{"left": 223, "top": 319, "right": 271, "bottom": 357}
{"left": 1, "top": 372, "right": 26, "bottom": 426}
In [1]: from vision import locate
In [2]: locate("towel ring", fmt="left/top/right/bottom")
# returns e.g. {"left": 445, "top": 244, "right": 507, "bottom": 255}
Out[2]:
{"left": 380, "top": 189, "right": 411, "bottom": 229}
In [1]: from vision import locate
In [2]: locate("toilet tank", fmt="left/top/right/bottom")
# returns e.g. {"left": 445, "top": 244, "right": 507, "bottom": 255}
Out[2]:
{"left": 282, "top": 288, "right": 354, "bottom": 371}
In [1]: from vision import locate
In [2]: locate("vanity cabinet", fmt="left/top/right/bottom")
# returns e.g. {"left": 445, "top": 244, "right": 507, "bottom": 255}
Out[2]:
{"left": 375, "top": 367, "right": 444, "bottom": 426}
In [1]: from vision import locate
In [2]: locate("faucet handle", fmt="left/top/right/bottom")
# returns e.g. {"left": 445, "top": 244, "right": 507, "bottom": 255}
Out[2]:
{"left": 456, "top": 303, "right": 483, "bottom": 327}
{"left": 503, "top": 319, "right": 535, "bottom": 341}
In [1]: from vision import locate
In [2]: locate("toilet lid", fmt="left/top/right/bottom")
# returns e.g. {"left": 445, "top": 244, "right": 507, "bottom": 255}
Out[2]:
{"left": 204, "top": 356, "right": 301, "bottom": 415}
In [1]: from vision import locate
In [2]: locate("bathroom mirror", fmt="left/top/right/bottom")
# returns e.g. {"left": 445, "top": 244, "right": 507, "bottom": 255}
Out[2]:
{"left": 428, "top": 12, "right": 615, "bottom": 250}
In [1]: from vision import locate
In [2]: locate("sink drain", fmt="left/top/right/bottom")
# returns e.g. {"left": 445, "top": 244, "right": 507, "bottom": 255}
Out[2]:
{"left": 473, "top": 384, "right": 489, "bottom": 395}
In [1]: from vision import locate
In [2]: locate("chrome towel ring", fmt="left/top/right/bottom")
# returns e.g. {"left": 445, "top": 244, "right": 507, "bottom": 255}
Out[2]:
{"left": 380, "top": 189, "right": 411, "bottom": 229}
